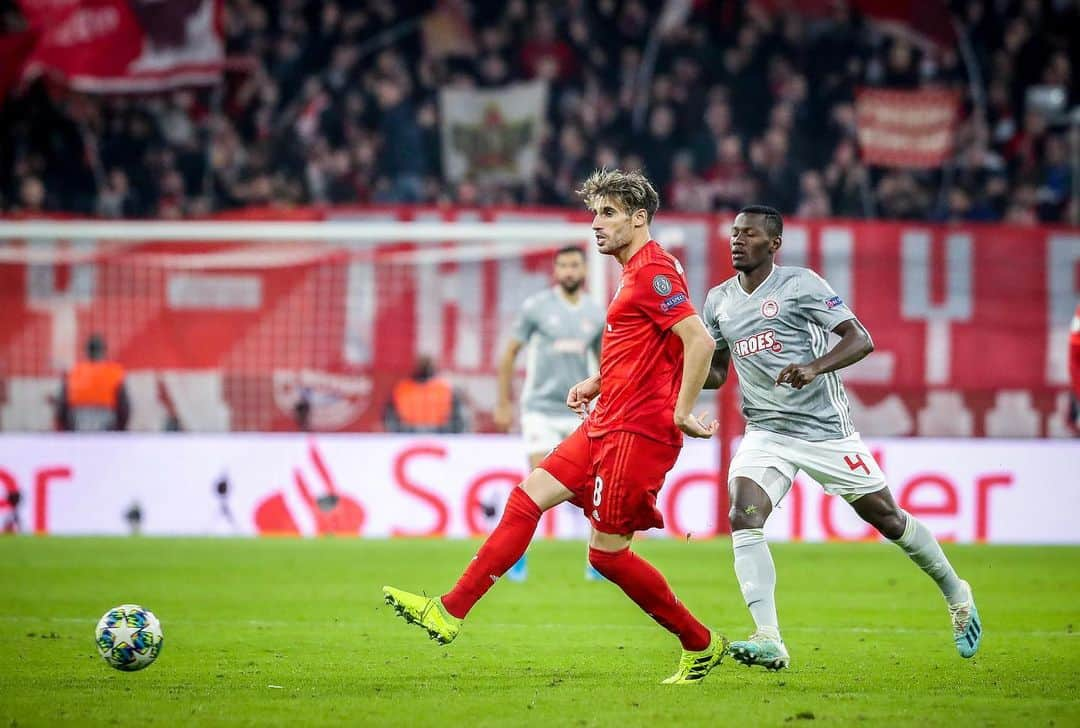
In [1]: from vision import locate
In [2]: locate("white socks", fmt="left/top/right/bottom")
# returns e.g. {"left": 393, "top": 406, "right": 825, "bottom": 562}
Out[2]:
{"left": 733, "top": 514, "right": 965, "bottom": 642}
{"left": 891, "top": 511, "right": 967, "bottom": 605}
{"left": 732, "top": 528, "right": 780, "bottom": 637}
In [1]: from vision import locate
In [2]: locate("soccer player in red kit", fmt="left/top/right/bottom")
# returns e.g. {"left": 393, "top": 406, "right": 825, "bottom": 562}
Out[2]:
{"left": 1069, "top": 303, "right": 1080, "bottom": 431}
{"left": 383, "top": 169, "right": 728, "bottom": 684}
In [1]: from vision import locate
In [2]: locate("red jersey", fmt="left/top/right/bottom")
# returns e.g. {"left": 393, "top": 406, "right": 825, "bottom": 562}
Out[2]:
{"left": 587, "top": 240, "right": 696, "bottom": 446}
{"left": 1069, "top": 304, "right": 1080, "bottom": 399}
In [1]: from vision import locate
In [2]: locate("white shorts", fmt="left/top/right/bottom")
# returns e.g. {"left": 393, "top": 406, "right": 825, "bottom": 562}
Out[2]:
{"left": 728, "top": 429, "right": 887, "bottom": 505}
{"left": 522, "top": 411, "right": 582, "bottom": 456}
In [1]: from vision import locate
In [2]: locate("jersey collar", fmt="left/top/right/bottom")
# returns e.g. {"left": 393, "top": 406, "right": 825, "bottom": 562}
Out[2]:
{"left": 736, "top": 264, "right": 778, "bottom": 298}
{"left": 625, "top": 239, "right": 658, "bottom": 270}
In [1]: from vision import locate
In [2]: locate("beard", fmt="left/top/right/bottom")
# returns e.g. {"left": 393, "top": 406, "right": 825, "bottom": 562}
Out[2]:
{"left": 559, "top": 279, "right": 584, "bottom": 295}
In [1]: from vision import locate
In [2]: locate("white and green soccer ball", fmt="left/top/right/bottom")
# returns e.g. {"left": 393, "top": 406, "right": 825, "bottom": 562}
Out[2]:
{"left": 95, "top": 604, "right": 163, "bottom": 671}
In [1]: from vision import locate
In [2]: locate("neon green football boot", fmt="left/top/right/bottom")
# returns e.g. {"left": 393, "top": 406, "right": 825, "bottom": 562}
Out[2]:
{"left": 382, "top": 586, "right": 462, "bottom": 645}
{"left": 661, "top": 630, "right": 729, "bottom": 685}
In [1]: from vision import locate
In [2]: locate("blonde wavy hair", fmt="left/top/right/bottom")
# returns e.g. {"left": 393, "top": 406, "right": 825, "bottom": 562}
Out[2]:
{"left": 577, "top": 169, "right": 660, "bottom": 223}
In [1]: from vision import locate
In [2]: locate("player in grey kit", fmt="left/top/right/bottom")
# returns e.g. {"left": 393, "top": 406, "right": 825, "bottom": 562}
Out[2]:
{"left": 702, "top": 206, "right": 982, "bottom": 669}
{"left": 495, "top": 246, "right": 606, "bottom": 580}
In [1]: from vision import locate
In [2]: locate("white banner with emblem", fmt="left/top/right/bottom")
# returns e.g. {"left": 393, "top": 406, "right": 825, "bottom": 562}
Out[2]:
{"left": 0, "top": 434, "right": 1076, "bottom": 543}
{"left": 439, "top": 81, "right": 548, "bottom": 184}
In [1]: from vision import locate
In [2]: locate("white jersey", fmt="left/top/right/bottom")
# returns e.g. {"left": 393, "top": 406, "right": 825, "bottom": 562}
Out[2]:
{"left": 703, "top": 265, "right": 857, "bottom": 441}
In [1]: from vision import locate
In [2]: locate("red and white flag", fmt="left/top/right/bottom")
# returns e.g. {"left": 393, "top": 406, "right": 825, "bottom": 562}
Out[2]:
{"left": 855, "top": 88, "right": 962, "bottom": 168}
{"left": 440, "top": 81, "right": 548, "bottom": 184}
{"left": 17, "top": 0, "right": 224, "bottom": 93}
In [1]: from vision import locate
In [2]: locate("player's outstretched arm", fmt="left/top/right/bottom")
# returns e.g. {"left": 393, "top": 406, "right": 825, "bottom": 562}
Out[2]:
{"left": 776, "top": 318, "right": 874, "bottom": 390}
{"left": 494, "top": 338, "right": 523, "bottom": 431}
{"left": 703, "top": 347, "right": 731, "bottom": 390}
{"left": 672, "top": 316, "right": 720, "bottom": 438}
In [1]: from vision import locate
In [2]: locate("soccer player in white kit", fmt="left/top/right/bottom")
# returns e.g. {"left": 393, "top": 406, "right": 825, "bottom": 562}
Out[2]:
{"left": 702, "top": 206, "right": 982, "bottom": 669}
{"left": 495, "top": 246, "right": 606, "bottom": 580}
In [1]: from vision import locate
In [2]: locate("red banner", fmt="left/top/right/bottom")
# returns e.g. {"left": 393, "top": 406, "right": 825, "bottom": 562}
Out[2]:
{"left": 855, "top": 88, "right": 961, "bottom": 168}
{"left": 0, "top": 29, "right": 38, "bottom": 102}
{"left": 751, "top": 1, "right": 956, "bottom": 48}
{"left": 17, "top": 0, "right": 223, "bottom": 93}
{"left": 0, "top": 209, "right": 1077, "bottom": 439}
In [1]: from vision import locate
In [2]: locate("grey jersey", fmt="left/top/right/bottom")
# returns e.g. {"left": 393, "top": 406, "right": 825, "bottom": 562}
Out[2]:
{"left": 703, "top": 266, "right": 857, "bottom": 441}
{"left": 511, "top": 287, "right": 605, "bottom": 416}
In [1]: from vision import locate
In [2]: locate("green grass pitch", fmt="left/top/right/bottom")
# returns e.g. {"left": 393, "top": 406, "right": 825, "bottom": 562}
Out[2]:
{"left": 1, "top": 537, "right": 1078, "bottom": 726}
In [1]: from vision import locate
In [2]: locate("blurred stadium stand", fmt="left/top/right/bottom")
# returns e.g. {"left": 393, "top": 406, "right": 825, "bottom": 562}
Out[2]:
{"left": 0, "top": 0, "right": 1076, "bottom": 223}
{"left": 0, "top": 0, "right": 1077, "bottom": 439}
{"left": 0, "top": 1, "right": 1078, "bottom": 542}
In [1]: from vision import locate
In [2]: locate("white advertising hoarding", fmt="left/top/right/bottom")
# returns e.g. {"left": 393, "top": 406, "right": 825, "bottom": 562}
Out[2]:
{"left": 0, "top": 434, "right": 1076, "bottom": 543}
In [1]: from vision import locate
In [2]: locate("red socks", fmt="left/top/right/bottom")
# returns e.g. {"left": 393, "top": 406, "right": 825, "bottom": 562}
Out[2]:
{"left": 439, "top": 487, "right": 710, "bottom": 653}
{"left": 441, "top": 487, "right": 541, "bottom": 619}
{"left": 588, "top": 546, "right": 711, "bottom": 651}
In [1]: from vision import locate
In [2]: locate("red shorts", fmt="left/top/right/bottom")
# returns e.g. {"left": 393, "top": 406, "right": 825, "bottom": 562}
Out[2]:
{"left": 539, "top": 424, "right": 681, "bottom": 535}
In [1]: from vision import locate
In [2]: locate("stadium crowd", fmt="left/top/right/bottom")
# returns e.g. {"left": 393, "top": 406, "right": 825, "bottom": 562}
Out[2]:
{"left": 0, "top": 0, "right": 1075, "bottom": 223}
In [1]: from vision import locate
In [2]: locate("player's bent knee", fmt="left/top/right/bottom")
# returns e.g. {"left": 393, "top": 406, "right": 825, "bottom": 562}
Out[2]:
{"left": 728, "top": 475, "right": 777, "bottom": 531}
{"left": 729, "top": 508, "right": 767, "bottom": 531}
{"left": 588, "top": 528, "right": 632, "bottom": 554}
{"left": 587, "top": 544, "right": 627, "bottom": 578}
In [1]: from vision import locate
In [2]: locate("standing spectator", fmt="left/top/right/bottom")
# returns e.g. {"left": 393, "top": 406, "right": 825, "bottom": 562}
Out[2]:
{"left": 520, "top": 11, "right": 577, "bottom": 81}
{"left": 1037, "top": 135, "right": 1071, "bottom": 222}
{"left": 373, "top": 76, "right": 427, "bottom": 202}
{"left": 57, "top": 334, "right": 130, "bottom": 432}
{"left": 668, "top": 151, "right": 711, "bottom": 212}
{"left": 638, "top": 105, "right": 678, "bottom": 194}
{"left": 709, "top": 134, "right": 752, "bottom": 211}
{"left": 384, "top": 355, "right": 468, "bottom": 434}
{"left": 690, "top": 99, "right": 733, "bottom": 174}
{"left": 753, "top": 129, "right": 800, "bottom": 214}
{"left": 796, "top": 170, "right": 832, "bottom": 218}
{"left": 824, "top": 139, "right": 869, "bottom": 218}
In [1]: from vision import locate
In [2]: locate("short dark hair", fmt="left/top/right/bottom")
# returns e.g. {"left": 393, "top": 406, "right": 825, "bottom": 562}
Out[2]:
{"left": 86, "top": 333, "right": 106, "bottom": 360}
{"left": 554, "top": 246, "right": 585, "bottom": 262}
{"left": 738, "top": 205, "right": 783, "bottom": 239}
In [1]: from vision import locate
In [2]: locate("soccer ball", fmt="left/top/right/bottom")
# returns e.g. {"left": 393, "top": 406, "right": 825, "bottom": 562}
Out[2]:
{"left": 95, "top": 604, "right": 164, "bottom": 671}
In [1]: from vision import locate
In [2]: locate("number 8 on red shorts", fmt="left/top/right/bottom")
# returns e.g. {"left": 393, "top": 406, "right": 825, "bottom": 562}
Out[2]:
{"left": 540, "top": 424, "right": 681, "bottom": 535}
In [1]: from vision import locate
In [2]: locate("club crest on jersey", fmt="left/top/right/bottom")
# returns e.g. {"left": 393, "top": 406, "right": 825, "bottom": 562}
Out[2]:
{"left": 760, "top": 298, "right": 779, "bottom": 318}
{"left": 733, "top": 329, "right": 783, "bottom": 357}
{"left": 825, "top": 295, "right": 844, "bottom": 309}
{"left": 652, "top": 275, "right": 672, "bottom": 296}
